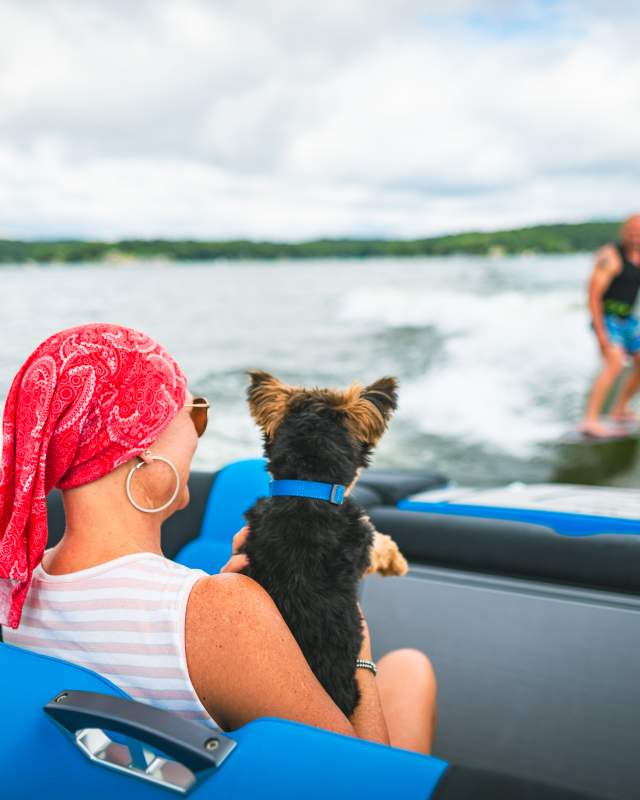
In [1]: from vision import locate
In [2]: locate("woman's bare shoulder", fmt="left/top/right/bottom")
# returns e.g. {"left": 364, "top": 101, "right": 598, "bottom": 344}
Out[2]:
{"left": 186, "top": 572, "right": 282, "bottom": 636}
{"left": 184, "top": 572, "right": 352, "bottom": 735}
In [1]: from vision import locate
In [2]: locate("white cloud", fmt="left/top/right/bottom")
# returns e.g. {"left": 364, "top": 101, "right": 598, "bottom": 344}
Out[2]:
{"left": 0, "top": 0, "right": 638, "bottom": 239}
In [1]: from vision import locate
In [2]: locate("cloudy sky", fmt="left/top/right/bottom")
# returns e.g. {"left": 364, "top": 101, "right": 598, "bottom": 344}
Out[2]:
{"left": 1, "top": 0, "right": 639, "bottom": 240}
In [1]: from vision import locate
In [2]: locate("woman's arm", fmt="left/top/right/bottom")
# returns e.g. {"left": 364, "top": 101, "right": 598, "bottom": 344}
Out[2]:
{"left": 350, "top": 608, "right": 389, "bottom": 745}
{"left": 185, "top": 571, "right": 389, "bottom": 744}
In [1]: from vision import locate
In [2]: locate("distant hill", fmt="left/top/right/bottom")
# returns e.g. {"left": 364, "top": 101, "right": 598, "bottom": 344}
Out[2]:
{"left": 0, "top": 220, "right": 621, "bottom": 263}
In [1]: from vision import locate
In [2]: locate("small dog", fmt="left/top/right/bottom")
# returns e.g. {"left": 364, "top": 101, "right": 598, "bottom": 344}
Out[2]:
{"left": 240, "top": 371, "right": 407, "bottom": 717}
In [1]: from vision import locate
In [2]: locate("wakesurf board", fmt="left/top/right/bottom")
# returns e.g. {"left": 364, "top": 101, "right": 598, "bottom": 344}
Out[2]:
{"left": 560, "top": 417, "right": 640, "bottom": 444}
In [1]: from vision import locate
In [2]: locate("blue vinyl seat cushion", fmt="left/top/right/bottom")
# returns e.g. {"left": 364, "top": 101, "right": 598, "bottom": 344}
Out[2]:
{"left": 0, "top": 640, "right": 595, "bottom": 799}
{"left": 175, "top": 458, "right": 269, "bottom": 573}
{"left": 0, "top": 641, "right": 449, "bottom": 799}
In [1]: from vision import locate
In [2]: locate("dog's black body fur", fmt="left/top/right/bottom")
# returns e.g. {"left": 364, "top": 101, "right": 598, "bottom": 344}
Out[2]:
{"left": 241, "top": 375, "right": 397, "bottom": 717}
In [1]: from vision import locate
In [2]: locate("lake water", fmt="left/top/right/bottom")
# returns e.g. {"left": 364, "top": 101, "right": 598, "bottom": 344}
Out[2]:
{"left": 3, "top": 255, "right": 639, "bottom": 488}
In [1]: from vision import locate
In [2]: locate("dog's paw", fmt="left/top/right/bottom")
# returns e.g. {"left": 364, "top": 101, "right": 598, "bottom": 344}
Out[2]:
{"left": 366, "top": 531, "right": 409, "bottom": 577}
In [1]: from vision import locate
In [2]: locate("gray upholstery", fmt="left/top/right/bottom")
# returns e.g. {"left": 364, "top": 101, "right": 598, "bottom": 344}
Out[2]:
{"left": 363, "top": 566, "right": 640, "bottom": 800}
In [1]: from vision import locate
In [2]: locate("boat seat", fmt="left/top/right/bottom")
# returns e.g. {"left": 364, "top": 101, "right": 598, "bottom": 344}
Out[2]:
{"left": 399, "top": 494, "right": 640, "bottom": 536}
{"left": 0, "top": 640, "right": 599, "bottom": 799}
{"left": 369, "top": 507, "right": 640, "bottom": 593}
{"left": 0, "top": 639, "right": 451, "bottom": 799}
{"left": 174, "top": 459, "right": 271, "bottom": 572}
{"left": 357, "top": 469, "right": 448, "bottom": 505}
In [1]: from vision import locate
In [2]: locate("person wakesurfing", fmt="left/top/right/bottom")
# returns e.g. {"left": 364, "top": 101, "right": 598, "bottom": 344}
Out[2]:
{"left": 582, "top": 214, "right": 640, "bottom": 437}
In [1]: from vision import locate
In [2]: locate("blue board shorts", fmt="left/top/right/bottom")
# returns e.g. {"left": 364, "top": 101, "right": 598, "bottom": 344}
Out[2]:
{"left": 601, "top": 314, "right": 640, "bottom": 354}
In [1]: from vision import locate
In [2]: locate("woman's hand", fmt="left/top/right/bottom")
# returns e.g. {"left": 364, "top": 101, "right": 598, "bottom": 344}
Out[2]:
{"left": 219, "top": 526, "right": 250, "bottom": 574}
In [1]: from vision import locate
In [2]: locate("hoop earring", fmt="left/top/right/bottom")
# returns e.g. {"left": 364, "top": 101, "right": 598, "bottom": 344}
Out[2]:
{"left": 126, "top": 453, "right": 180, "bottom": 514}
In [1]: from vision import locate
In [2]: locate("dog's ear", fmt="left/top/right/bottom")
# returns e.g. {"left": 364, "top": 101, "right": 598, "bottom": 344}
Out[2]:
{"left": 362, "top": 377, "right": 398, "bottom": 421}
{"left": 343, "top": 376, "right": 398, "bottom": 444}
{"left": 247, "top": 370, "right": 293, "bottom": 438}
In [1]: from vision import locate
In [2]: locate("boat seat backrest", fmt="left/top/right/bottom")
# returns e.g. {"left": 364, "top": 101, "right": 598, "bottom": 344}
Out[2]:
{"left": 0, "top": 642, "right": 144, "bottom": 797}
{"left": 174, "top": 458, "right": 270, "bottom": 572}
{"left": 0, "top": 641, "right": 455, "bottom": 799}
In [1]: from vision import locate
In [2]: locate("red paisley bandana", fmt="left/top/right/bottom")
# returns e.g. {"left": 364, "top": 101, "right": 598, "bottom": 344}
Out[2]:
{"left": 0, "top": 323, "right": 187, "bottom": 627}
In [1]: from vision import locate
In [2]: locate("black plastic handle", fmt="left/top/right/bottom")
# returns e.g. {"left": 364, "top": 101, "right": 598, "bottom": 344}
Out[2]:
{"left": 44, "top": 690, "right": 236, "bottom": 772}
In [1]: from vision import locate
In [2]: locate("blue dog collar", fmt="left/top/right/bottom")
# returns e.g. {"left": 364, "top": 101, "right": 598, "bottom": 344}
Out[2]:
{"left": 269, "top": 479, "right": 346, "bottom": 505}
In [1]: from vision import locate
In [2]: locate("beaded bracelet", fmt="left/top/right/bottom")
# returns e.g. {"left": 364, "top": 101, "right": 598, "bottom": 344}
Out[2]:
{"left": 355, "top": 658, "right": 377, "bottom": 676}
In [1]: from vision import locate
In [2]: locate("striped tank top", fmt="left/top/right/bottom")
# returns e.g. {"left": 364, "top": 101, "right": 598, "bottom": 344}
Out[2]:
{"left": 4, "top": 552, "right": 217, "bottom": 728}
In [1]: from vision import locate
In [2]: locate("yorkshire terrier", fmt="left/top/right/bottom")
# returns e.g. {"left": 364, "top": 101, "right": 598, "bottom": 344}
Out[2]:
{"left": 240, "top": 371, "right": 408, "bottom": 717}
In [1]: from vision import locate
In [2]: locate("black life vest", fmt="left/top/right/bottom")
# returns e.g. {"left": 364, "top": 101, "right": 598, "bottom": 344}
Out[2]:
{"left": 602, "top": 244, "right": 640, "bottom": 317}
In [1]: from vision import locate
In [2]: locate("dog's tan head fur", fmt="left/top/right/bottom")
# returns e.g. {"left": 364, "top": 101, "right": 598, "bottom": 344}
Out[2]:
{"left": 247, "top": 371, "right": 398, "bottom": 446}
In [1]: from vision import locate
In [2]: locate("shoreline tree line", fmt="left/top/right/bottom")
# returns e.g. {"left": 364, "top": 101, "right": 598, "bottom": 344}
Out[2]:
{"left": 0, "top": 221, "right": 620, "bottom": 263}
